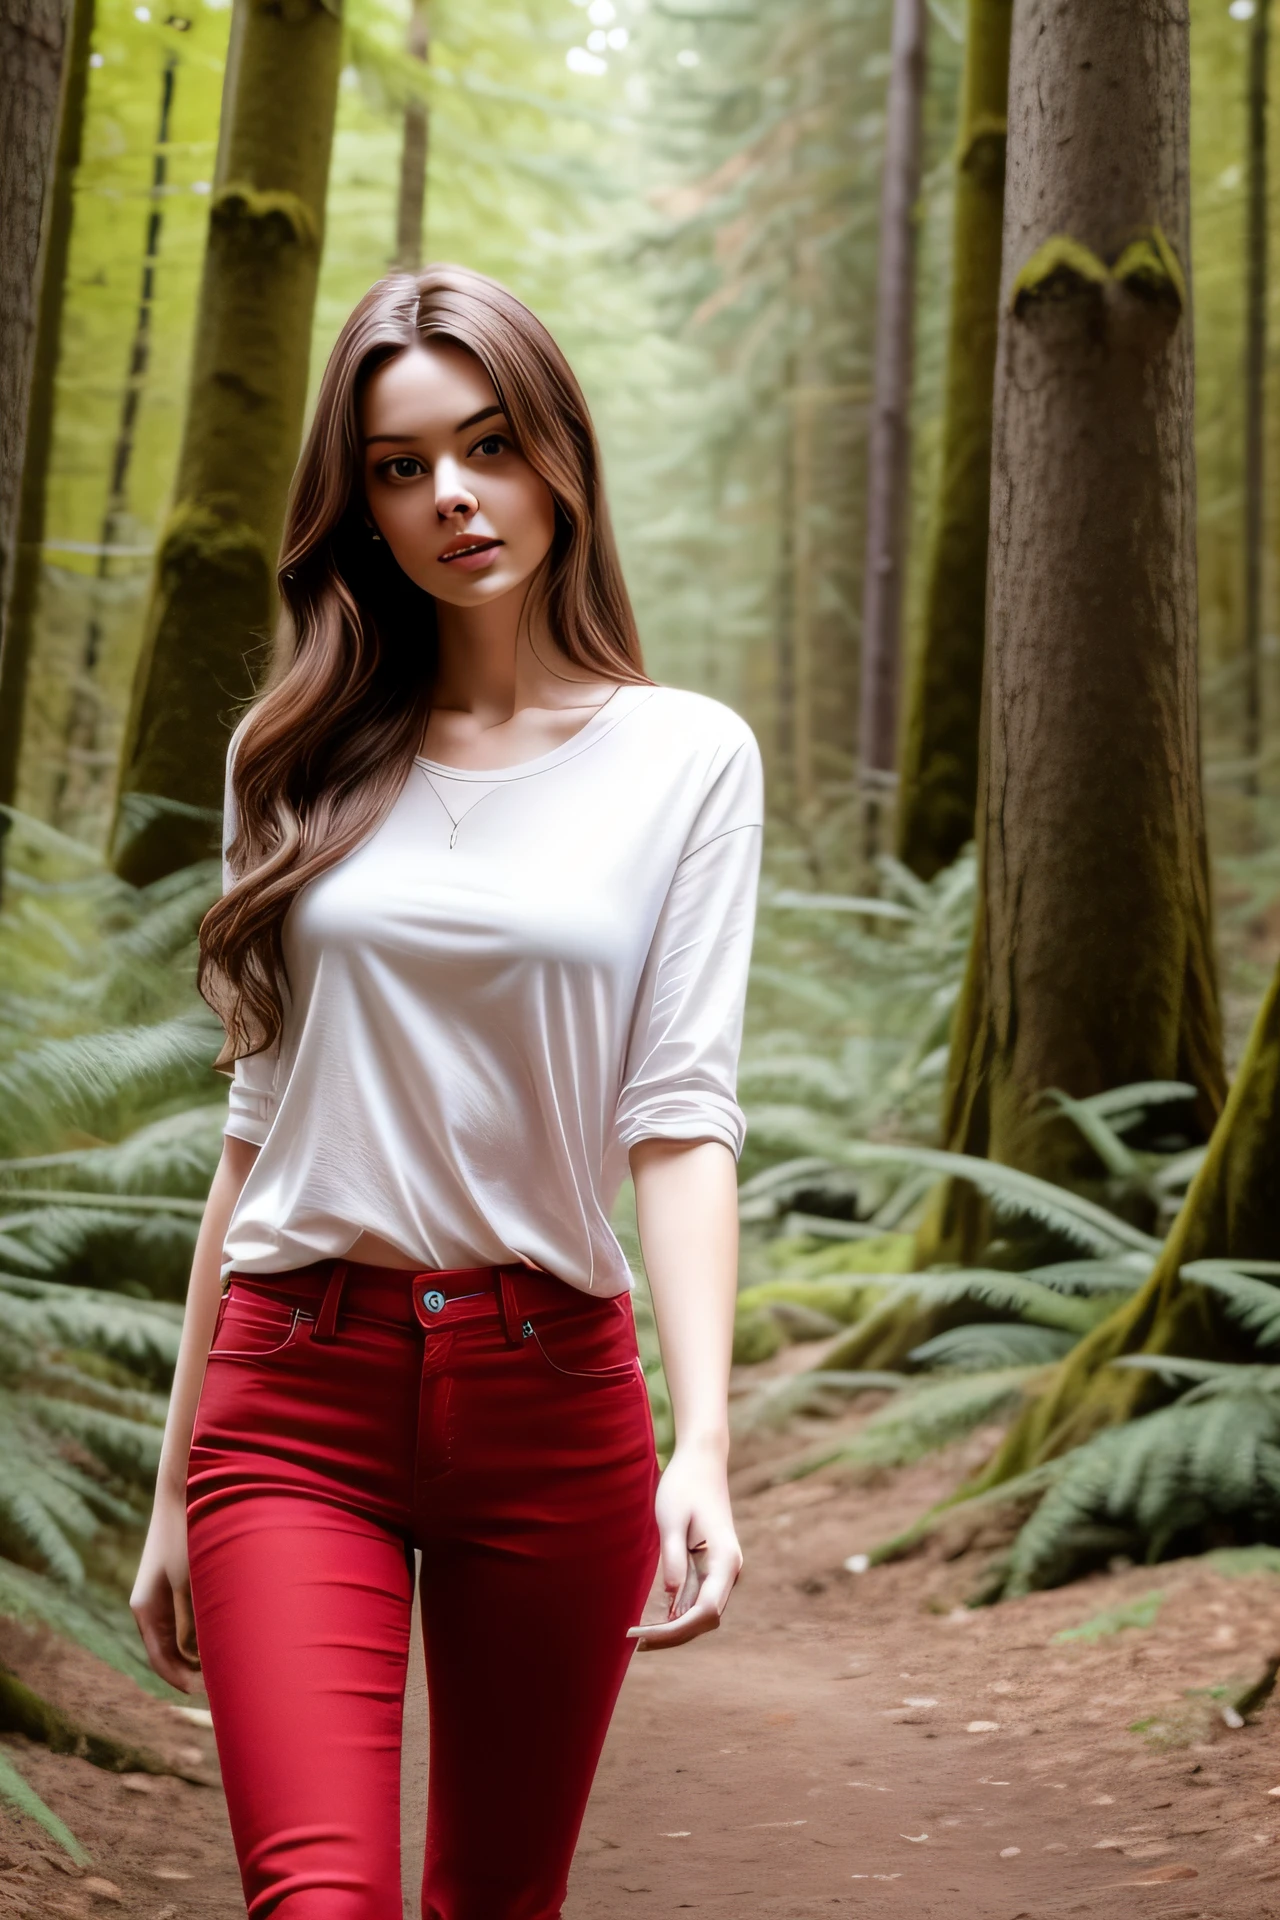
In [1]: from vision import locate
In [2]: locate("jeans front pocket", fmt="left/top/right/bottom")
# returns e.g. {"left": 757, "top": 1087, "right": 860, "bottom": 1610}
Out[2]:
{"left": 208, "top": 1286, "right": 312, "bottom": 1363}
{"left": 521, "top": 1298, "right": 641, "bottom": 1388}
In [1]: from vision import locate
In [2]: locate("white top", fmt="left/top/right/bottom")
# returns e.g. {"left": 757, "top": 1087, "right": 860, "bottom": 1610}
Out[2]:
{"left": 219, "top": 681, "right": 764, "bottom": 1295}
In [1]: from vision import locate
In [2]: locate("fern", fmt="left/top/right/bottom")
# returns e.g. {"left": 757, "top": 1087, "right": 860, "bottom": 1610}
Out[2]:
{"left": 0, "top": 1747, "right": 89, "bottom": 1862}
{"left": 1178, "top": 1260, "right": 1280, "bottom": 1346}
{"left": 1004, "top": 1362, "right": 1280, "bottom": 1595}
{"left": 782, "top": 1369, "right": 1039, "bottom": 1480}
{"left": 832, "top": 1143, "right": 1162, "bottom": 1256}
{"left": 909, "top": 1323, "right": 1078, "bottom": 1371}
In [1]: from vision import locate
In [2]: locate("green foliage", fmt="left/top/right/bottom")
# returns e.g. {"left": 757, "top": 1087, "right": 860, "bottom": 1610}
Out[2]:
{"left": 780, "top": 1368, "right": 1039, "bottom": 1479}
{"left": 740, "top": 854, "right": 977, "bottom": 1182}
{"left": 1050, "top": 1588, "right": 1166, "bottom": 1644}
{"left": 0, "top": 813, "right": 210, "bottom": 1638}
{"left": 1002, "top": 1346, "right": 1280, "bottom": 1595}
{"left": 0, "top": 1746, "right": 89, "bottom": 1863}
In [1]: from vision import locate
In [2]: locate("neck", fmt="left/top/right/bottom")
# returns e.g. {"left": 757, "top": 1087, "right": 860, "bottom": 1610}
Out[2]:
{"left": 432, "top": 574, "right": 590, "bottom": 719}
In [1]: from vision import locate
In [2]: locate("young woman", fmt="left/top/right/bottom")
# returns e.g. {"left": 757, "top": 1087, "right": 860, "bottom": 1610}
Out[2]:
{"left": 130, "top": 265, "right": 763, "bottom": 1920}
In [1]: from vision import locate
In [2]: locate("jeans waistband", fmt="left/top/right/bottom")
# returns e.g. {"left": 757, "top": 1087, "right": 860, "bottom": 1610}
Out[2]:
{"left": 223, "top": 1257, "right": 622, "bottom": 1344}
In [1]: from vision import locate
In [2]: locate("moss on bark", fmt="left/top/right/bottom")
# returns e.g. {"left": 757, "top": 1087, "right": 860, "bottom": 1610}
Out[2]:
{"left": 0, "top": 0, "right": 93, "bottom": 827}
{"left": 971, "top": 961, "right": 1280, "bottom": 1490}
{"left": 895, "top": 0, "right": 1012, "bottom": 880}
{"left": 916, "top": 0, "right": 1224, "bottom": 1271}
{"left": 111, "top": 0, "right": 343, "bottom": 885}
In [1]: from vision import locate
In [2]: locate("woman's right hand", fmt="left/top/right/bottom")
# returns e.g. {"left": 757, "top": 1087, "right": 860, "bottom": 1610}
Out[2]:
{"left": 130, "top": 1137, "right": 259, "bottom": 1694}
{"left": 130, "top": 1484, "right": 202, "bottom": 1693}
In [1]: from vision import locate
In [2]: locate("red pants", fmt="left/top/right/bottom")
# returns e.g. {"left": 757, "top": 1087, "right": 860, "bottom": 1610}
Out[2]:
{"left": 186, "top": 1258, "right": 660, "bottom": 1920}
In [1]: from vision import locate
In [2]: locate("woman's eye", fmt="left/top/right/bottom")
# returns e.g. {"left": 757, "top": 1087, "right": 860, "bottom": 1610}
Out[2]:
{"left": 474, "top": 435, "right": 507, "bottom": 457}
{"left": 387, "top": 456, "right": 424, "bottom": 480}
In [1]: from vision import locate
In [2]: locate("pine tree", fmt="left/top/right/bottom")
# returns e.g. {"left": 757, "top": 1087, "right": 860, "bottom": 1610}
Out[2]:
{"left": 858, "top": 0, "right": 927, "bottom": 857}
{"left": 0, "top": 0, "right": 76, "bottom": 650}
{"left": 926, "top": 0, "right": 1224, "bottom": 1252}
{"left": 110, "top": 0, "right": 344, "bottom": 885}
{"left": 0, "top": 0, "right": 94, "bottom": 851}
{"left": 895, "top": 0, "right": 1011, "bottom": 879}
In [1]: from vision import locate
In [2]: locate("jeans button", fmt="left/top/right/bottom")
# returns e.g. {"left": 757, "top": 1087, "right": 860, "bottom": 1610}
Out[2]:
{"left": 421, "top": 1288, "right": 446, "bottom": 1314}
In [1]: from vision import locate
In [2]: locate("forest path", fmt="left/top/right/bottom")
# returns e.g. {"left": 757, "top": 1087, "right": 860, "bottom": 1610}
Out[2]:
{"left": 5, "top": 1393, "right": 1280, "bottom": 1917}
{"left": 566, "top": 1419, "right": 1280, "bottom": 1919}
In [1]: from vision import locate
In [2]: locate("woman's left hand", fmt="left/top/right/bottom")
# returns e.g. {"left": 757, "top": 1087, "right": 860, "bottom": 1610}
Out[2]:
{"left": 627, "top": 1439, "right": 742, "bottom": 1651}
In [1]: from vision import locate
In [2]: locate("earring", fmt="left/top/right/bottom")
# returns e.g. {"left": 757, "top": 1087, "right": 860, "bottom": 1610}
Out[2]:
{"left": 366, "top": 522, "right": 383, "bottom": 542}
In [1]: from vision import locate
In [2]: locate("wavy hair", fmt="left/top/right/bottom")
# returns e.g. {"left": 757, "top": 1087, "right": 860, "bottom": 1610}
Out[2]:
{"left": 198, "top": 265, "right": 649, "bottom": 1070}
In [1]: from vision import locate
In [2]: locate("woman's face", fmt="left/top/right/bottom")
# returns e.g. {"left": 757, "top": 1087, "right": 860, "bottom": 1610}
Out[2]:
{"left": 359, "top": 341, "right": 558, "bottom": 608}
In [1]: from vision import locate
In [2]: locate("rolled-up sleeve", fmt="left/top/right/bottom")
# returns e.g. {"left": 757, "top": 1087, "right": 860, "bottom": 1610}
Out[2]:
{"left": 219, "top": 721, "right": 280, "bottom": 1147}
{"left": 614, "top": 731, "right": 764, "bottom": 1160}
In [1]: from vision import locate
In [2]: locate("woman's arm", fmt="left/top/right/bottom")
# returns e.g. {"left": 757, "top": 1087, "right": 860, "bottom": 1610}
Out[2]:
{"left": 130, "top": 1135, "right": 259, "bottom": 1690}
{"left": 626, "top": 1135, "right": 743, "bottom": 1650}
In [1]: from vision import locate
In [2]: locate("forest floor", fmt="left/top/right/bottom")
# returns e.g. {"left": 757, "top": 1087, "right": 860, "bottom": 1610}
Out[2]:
{"left": 4, "top": 1343, "right": 1280, "bottom": 1920}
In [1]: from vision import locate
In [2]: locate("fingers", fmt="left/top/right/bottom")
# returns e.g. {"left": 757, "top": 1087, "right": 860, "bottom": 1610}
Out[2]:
{"left": 627, "top": 1544, "right": 741, "bottom": 1652}
{"left": 131, "top": 1578, "right": 201, "bottom": 1693}
{"left": 173, "top": 1584, "right": 201, "bottom": 1668}
{"left": 659, "top": 1517, "right": 689, "bottom": 1611}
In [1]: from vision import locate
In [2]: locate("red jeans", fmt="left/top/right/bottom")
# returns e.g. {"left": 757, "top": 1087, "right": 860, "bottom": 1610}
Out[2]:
{"left": 186, "top": 1258, "right": 660, "bottom": 1920}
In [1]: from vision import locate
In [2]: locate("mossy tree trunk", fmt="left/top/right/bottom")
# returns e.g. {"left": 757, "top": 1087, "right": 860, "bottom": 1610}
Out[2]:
{"left": 895, "top": 0, "right": 1012, "bottom": 880}
{"left": 975, "top": 957, "right": 1280, "bottom": 1487}
{"left": 0, "top": 0, "right": 93, "bottom": 839}
{"left": 394, "top": 0, "right": 429, "bottom": 271}
{"left": 0, "top": 0, "right": 72, "bottom": 650}
{"left": 858, "top": 0, "right": 927, "bottom": 858}
{"left": 1242, "top": 0, "right": 1270, "bottom": 794}
{"left": 926, "top": 0, "right": 1225, "bottom": 1254}
{"left": 110, "top": 0, "right": 343, "bottom": 885}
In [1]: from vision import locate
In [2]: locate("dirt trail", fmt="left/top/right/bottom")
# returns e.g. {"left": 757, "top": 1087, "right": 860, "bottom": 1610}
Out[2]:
{"left": 5, "top": 1389, "right": 1280, "bottom": 1919}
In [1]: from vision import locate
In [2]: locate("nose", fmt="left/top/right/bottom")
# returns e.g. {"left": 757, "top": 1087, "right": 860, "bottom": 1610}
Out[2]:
{"left": 434, "top": 457, "right": 478, "bottom": 521}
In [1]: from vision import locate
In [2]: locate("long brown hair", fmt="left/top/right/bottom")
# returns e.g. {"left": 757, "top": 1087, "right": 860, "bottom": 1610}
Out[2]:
{"left": 199, "top": 264, "right": 649, "bottom": 1070}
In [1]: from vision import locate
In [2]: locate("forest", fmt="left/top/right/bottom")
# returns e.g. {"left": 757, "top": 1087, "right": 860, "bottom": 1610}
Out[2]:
{"left": 4, "top": 0, "right": 1280, "bottom": 1911}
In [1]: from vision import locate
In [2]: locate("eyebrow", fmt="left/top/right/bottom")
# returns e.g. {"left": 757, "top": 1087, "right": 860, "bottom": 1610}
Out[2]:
{"left": 365, "top": 404, "right": 507, "bottom": 447}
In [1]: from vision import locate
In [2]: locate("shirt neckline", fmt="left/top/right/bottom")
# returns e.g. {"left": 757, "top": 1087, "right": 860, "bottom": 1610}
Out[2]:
{"left": 412, "top": 681, "right": 655, "bottom": 784}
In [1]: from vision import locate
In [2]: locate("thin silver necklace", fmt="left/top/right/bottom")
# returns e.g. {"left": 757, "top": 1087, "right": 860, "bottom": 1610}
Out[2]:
{"left": 415, "top": 685, "right": 625, "bottom": 850}
{"left": 416, "top": 767, "right": 484, "bottom": 850}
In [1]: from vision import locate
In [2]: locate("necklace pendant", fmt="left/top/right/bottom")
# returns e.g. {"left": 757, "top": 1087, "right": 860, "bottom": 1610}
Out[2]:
{"left": 448, "top": 824, "right": 459, "bottom": 849}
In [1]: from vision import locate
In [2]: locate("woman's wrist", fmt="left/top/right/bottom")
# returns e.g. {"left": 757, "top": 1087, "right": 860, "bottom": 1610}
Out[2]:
{"left": 669, "top": 1425, "right": 730, "bottom": 1463}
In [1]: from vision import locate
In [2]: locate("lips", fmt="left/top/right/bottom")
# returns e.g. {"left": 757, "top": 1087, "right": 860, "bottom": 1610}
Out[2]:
{"left": 438, "top": 537, "right": 502, "bottom": 564}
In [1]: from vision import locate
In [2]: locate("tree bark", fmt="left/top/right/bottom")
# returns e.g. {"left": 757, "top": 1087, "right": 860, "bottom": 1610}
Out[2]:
{"left": 1242, "top": 0, "right": 1270, "bottom": 798}
{"left": 858, "top": 0, "right": 927, "bottom": 858}
{"left": 895, "top": 0, "right": 1012, "bottom": 880}
{"left": 0, "top": 0, "right": 92, "bottom": 836}
{"left": 52, "top": 49, "right": 176, "bottom": 839}
{"left": 111, "top": 0, "right": 343, "bottom": 885}
{"left": 394, "top": 0, "right": 429, "bottom": 272}
{"left": 929, "top": 0, "right": 1225, "bottom": 1239}
{"left": 0, "top": 0, "right": 70, "bottom": 647}
{"left": 975, "top": 953, "right": 1280, "bottom": 1486}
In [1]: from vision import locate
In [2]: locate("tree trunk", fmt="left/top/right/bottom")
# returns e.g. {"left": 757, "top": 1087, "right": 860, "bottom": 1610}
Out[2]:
{"left": 895, "top": 0, "right": 1012, "bottom": 880}
{"left": 975, "top": 954, "right": 1280, "bottom": 1487}
{"left": 394, "top": 0, "right": 429, "bottom": 272}
{"left": 0, "top": 0, "right": 92, "bottom": 837}
{"left": 929, "top": 0, "right": 1225, "bottom": 1238}
{"left": 110, "top": 0, "right": 343, "bottom": 885}
{"left": 51, "top": 49, "right": 176, "bottom": 839}
{"left": 0, "top": 0, "right": 70, "bottom": 644}
{"left": 858, "top": 0, "right": 927, "bottom": 860}
{"left": 1242, "top": 0, "right": 1270, "bottom": 798}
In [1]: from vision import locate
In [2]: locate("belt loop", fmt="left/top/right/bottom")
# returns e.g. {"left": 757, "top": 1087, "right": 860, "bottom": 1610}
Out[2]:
{"left": 496, "top": 1267, "right": 524, "bottom": 1348}
{"left": 313, "top": 1260, "right": 348, "bottom": 1342}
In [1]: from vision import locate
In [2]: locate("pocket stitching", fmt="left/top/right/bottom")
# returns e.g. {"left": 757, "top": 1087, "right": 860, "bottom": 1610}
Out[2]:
{"left": 209, "top": 1303, "right": 312, "bottom": 1361}
{"left": 523, "top": 1319, "right": 639, "bottom": 1386}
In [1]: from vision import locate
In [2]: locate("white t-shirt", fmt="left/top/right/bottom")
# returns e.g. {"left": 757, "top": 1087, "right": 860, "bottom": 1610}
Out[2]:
{"left": 219, "top": 681, "right": 764, "bottom": 1294}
